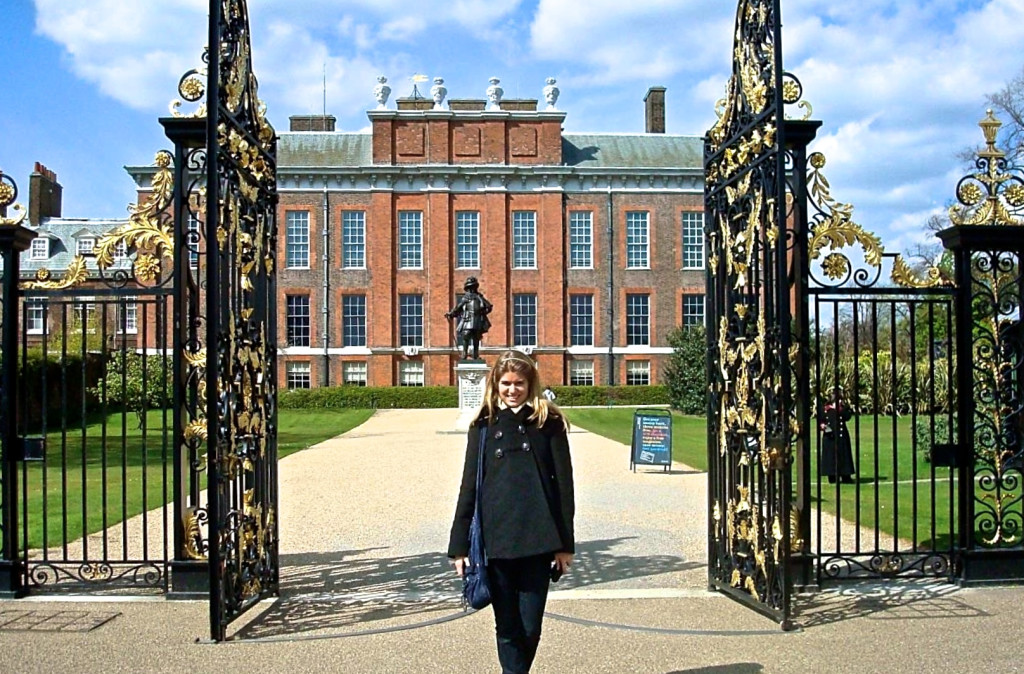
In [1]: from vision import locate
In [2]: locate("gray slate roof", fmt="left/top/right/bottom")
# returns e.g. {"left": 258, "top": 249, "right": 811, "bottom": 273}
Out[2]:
{"left": 4, "top": 218, "right": 133, "bottom": 279}
{"left": 276, "top": 132, "right": 703, "bottom": 170}
{"left": 561, "top": 134, "right": 703, "bottom": 169}
{"left": 278, "top": 133, "right": 372, "bottom": 167}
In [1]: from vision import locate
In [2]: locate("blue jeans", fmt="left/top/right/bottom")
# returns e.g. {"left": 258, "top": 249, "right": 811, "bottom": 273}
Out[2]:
{"left": 488, "top": 555, "right": 552, "bottom": 674}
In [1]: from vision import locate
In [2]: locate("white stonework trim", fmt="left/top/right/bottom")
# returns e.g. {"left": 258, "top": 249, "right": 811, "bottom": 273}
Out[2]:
{"left": 366, "top": 110, "right": 567, "bottom": 122}
{"left": 128, "top": 165, "right": 703, "bottom": 195}
{"left": 270, "top": 346, "right": 674, "bottom": 357}
{"left": 280, "top": 347, "right": 373, "bottom": 356}
{"left": 274, "top": 171, "right": 702, "bottom": 194}
{"left": 567, "top": 346, "right": 674, "bottom": 356}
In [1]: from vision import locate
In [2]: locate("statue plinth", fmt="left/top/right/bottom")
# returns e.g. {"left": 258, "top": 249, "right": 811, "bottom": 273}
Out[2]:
{"left": 454, "top": 360, "right": 489, "bottom": 431}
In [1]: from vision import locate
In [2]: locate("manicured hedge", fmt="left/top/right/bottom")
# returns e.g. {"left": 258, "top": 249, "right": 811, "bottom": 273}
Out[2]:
{"left": 279, "top": 385, "right": 459, "bottom": 409}
{"left": 548, "top": 385, "right": 670, "bottom": 407}
{"left": 279, "top": 384, "right": 669, "bottom": 409}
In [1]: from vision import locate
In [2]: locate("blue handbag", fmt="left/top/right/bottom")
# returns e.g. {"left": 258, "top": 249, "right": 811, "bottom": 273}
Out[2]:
{"left": 462, "top": 427, "right": 491, "bottom": 610}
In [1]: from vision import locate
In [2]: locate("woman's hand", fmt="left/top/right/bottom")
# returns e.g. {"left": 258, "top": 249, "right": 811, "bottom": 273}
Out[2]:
{"left": 452, "top": 557, "right": 469, "bottom": 578}
{"left": 553, "top": 552, "right": 574, "bottom": 573}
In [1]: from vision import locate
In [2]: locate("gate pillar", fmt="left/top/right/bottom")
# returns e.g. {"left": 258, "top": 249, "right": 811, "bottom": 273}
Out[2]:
{"left": 939, "top": 113, "right": 1024, "bottom": 584}
{"left": 0, "top": 180, "right": 36, "bottom": 597}
{"left": 784, "top": 119, "right": 823, "bottom": 591}
{"left": 939, "top": 225, "right": 1024, "bottom": 584}
{"left": 161, "top": 116, "right": 210, "bottom": 598}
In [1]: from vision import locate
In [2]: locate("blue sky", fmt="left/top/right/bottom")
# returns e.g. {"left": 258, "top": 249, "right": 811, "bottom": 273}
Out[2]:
{"left": 3, "top": 0, "right": 1024, "bottom": 256}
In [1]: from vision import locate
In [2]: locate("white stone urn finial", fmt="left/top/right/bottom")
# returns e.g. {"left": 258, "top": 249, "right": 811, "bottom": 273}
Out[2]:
{"left": 431, "top": 77, "right": 447, "bottom": 110}
{"left": 373, "top": 75, "right": 391, "bottom": 110}
{"left": 543, "top": 77, "right": 559, "bottom": 111}
{"left": 486, "top": 77, "right": 503, "bottom": 111}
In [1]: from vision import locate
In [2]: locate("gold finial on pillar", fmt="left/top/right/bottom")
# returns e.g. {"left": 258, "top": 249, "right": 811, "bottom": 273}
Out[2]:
{"left": 948, "top": 110, "right": 1024, "bottom": 227}
{"left": 978, "top": 109, "right": 1004, "bottom": 161}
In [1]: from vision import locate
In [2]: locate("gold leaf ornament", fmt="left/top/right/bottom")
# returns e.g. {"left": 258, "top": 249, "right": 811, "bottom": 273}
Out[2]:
{"left": 782, "top": 80, "right": 800, "bottom": 104}
{"left": 821, "top": 253, "right": 850, "bottom": 280}
{"left": 1005, "top": 183, "right": 1024, "bottom": 207}
{"left": 22, "top": 255, "right": 88, "bottom": 290}
{"left": 0, "top": 182, "right": 15, "bottom": 207}
{"left": 958, "top": 182, "right": 983, "bottom": 206}
{"left": 133, "top": 254, "right": 162, "bottom": 282}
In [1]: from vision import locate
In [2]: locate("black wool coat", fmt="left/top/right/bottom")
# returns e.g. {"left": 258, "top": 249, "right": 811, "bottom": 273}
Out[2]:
{"left": 448, "top": 405, "right": 575, "bottom": 560}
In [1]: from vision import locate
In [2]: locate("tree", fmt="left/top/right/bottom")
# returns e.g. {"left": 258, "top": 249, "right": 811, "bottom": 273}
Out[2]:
{"left": 90, "top": 351, "right": 171, "bottom": 429}
{"left": 986, "top": 65, "right": 1024, "bottom": 165}
{"left": 664, "top": 325, "right": 707, "bottom": 415}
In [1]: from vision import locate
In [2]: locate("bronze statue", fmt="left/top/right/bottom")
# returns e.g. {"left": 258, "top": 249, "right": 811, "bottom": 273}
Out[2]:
{"left": 445, "top": 276, "right": 493, "bottom": 360}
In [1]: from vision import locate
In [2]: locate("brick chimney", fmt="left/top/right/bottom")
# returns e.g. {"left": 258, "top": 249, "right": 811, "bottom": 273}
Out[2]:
{"left": 29, "top": 162, "right": 62, "bottom": 225}
{"left": 644, "top": 86, "right": 666, "bottom": 134}
{"left": 288, "top": 115, "right": 337, "bottom": 132}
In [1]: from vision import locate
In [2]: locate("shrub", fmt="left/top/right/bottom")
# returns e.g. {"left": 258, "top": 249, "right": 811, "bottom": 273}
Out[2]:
{"left": 89, "top": 351, "right": 172, "bottom": 428}
{"left": 914, "top": 414, "right": 956, "bottom": 464}
{"left": 663, "top": 325, "right": 708, "bottom": 414}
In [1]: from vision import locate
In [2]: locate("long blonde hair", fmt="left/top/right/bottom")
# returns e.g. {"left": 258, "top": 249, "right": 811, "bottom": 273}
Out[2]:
{"left": 477, "top": 350, "right": 569, "bottom": 430}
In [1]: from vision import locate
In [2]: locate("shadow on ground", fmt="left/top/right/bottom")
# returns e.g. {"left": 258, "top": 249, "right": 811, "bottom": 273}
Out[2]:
{"left": 234, "top": 537, "right": 702, "bottom": 640}
{"left": 666, "top": 666, "right": 763, "bottom": 674}
{"left": 793, "top": 582, "right": 989, "bottom": 628}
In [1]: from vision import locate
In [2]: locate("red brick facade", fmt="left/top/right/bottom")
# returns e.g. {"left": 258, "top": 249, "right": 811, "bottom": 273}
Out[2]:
{"left": 122, "top": 98, "right": 707, "bottom": 390}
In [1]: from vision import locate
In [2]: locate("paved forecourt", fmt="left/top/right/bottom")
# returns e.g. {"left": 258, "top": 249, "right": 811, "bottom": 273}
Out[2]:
{"left": 4, "top": 408, "right": 1024, "bottom": 673}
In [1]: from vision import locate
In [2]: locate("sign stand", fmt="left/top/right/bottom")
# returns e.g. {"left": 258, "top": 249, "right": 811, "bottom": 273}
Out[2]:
{"left": 630, "top": 408, "right": 673, "bottom": 472}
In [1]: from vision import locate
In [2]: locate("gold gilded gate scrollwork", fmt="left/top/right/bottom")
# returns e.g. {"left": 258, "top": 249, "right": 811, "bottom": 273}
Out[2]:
{"left": 805, "top": 151, "right": 948, "bottom": 288}
{"left": 705, "top": 0, "right": 791, "bottom": 622}
{"left": 206, "top": 0, "right": 279, "bottom": 640}
{"left": 20, "top": 150, "right": 176, "bottom": 291}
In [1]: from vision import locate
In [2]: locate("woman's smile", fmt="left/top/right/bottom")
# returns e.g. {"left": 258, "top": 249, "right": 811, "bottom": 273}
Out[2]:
{"left": 498, "top": 371, "right": 528, "bottom": 407}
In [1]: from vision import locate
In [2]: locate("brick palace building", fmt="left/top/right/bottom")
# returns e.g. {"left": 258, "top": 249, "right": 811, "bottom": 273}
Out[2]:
{"left": 128, "top": 78, "right": 708, "bottom": 389}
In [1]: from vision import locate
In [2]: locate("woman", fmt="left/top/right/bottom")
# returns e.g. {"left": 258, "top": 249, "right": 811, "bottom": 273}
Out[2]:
{"left": 448, "top": 350, "right": 575, "bottom": 674}
{"left": 820, "top": 390, "right": 856, "bottom": 484}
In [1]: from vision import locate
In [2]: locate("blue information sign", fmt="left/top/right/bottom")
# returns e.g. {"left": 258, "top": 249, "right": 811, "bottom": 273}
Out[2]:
{"left": 630, "top": 408, "right": 672, "bottom": 472}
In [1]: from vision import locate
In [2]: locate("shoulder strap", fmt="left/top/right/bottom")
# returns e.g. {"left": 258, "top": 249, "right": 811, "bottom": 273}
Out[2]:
{"left": 474, "top": 426, "right": 488, "bottom": 562}
{"left": 475, "top": 425, "right": 487, "bottom": 494}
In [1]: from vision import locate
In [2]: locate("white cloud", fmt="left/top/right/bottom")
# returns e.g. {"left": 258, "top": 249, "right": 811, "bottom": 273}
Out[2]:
{"left": 530, "top": 0, "right": 733, "bottom": 84}
{"left": 259, "top": 0, "right": 522, "bottom": 39}
{"left": 31, "top": 0, "right": 523, "bottom": 115}
{"left": 772, "top": 0, "right": 1024, "bottom": 252}
{"left": 257, "top": 21, "right": 392, "bottom": 124}
{"left": 34, "top": 0, "right": 207, "bottom": 110}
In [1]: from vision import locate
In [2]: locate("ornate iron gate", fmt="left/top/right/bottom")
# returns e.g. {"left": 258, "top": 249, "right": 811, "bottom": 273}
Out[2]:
{"left": 204, "top": 0, "right": 280, "bottom": 641}
{"left": 0, "top": 162, "right": 178, "bottom": 593}
{"left": 798, "top": 157, "right": 957, "bottom": 580}
{"left": 704, "top": 0, "right": 794, "bottom": 626}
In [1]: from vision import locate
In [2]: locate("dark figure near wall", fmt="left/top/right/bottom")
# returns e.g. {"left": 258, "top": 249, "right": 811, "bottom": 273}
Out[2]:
{"left": 446, "top": 276, "right": 493, "bottom": 360}
{"left": 819, "top": 390, "right": 856, "bottom": 484}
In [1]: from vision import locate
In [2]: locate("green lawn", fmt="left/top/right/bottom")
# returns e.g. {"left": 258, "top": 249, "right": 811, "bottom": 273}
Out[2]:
{"left": 17, "top": 408, "right": 374, "bottom": 551}
{"left": 568, "top": 407, "right": 708, "bottom": 470}
{"left": 569, "top": 408, "right": 1020, "bottom": 551}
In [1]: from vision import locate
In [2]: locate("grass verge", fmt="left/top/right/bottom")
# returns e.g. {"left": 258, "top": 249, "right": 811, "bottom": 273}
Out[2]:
{"left": 568, "top": 408, "right": 1018, "bottom": 550}
{"left": 20, "top": 408, "right": 374, "bottom": 550}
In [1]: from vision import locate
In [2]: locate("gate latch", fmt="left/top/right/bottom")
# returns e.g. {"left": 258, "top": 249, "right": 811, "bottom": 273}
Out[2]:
{"left": 19, "top": 436, "right": 45, "bottom": 461}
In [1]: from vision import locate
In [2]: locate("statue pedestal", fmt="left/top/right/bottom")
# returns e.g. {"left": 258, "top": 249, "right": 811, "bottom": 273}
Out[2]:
{"left": 454, "top": 360, "right": 490, "bottom": 431}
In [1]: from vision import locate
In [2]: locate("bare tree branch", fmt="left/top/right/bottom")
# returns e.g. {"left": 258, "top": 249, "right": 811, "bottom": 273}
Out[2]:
{"left": 985, "top": 65, "right": 1024, "bottom": 164}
